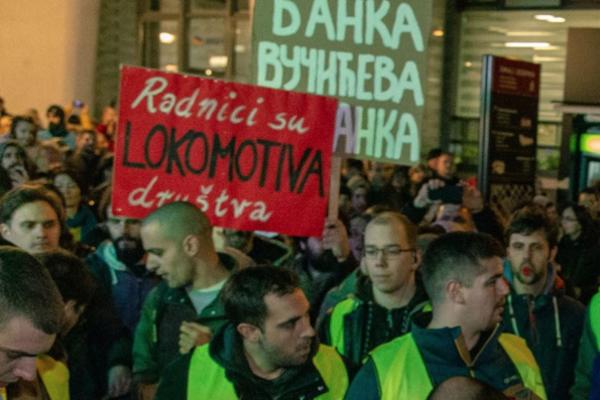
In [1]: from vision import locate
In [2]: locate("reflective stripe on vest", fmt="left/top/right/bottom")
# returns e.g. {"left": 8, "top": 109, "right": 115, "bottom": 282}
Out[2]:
{"left": 590, "top": 292, "right": 600, "bottom": 350}
{"left": 371, "top": 332, "right": 547, "bottom": 400}
{"left": 329, "top": 298, "right": 360, "bottom": 357}
{"left": 187, "top": 343, "right": 349, "bottom": 399}
{"left": 37, "top": 355, "right": 70, "bottom": 400}
{"left": 328, "top": 298, "right": 432, "bottom": 359}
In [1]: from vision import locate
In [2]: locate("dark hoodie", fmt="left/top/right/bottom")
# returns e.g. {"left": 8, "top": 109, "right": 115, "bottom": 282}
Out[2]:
{"left": 156, "top": 324, "right": 352, "bottom": 399}
{"left": 318, "top": 274, "right": 429, "bottom": 365}
{"left": 502, "top": 261, "right": 586, "bottom": 400}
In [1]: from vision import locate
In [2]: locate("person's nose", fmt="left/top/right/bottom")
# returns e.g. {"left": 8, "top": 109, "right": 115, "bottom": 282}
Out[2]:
{"left": 299, "top": 315, "right": 316, "bottom": 339}
{"left": 374, "top": 249, "right": 387, "bottom": 267}
{"left": 33, "top": 224, "right": 46, "bottom": 237}
{"left": 13, "top": 356, "right": 37, "bottom": 381}
{"left": 497, "top": 277, "right": 510, "bottom": 297}
{"left": 146, "top": 254, "right": 160, "bottom": 273}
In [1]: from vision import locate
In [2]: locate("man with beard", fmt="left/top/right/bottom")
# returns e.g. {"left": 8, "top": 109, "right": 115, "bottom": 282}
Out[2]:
{"left": 38, "top": 105, "right": 76, "bottom": 151}
{"left": 0, "top": 141, "right": 34, "bottom": 190}
{"left": 503, "top": 207, "right": 585, "bottom": 400}
{"left": 319, "top": 212, "right": 429, "bottom": 365}
{"left": 347, "top": 232, "right": 546, "bottom": 400}
{"left": 155, "top": 266, "right": 351, "bottom": 399}
{"left": 86, "top": 199, "right": 159, "bottom": 333}
{"left": 133, "top": 202, "right": 239, "bottom": 399}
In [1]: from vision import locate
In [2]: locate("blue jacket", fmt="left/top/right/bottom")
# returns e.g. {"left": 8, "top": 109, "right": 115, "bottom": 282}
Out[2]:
{"left": 503, "top": 260, "right": 585, "bottom": 400}
{"left": 86, "top": 241, "right": 159, "bottom": 333}
{"left": 346, "top": 313, "right": 542, "bottom": 400}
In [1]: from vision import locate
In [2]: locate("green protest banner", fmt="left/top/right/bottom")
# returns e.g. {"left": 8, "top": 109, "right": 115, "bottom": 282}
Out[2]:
{"left": 252, "top": 0, "right": 433, "bottom": 165}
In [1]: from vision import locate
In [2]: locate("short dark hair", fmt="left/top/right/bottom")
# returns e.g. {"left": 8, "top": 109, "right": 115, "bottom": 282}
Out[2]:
{"left": 421, "top": 232, "right": 504, "bottom": 305}
{"left": 0, "top": 184, "right": 64, "bottom": 224}
{"left": 0, "top": 246, "right": 64, "bottom": 334}
{"left": 505, "top": 207, "right": 558, "bottom": 248}
{"left": 427, "top": 148, "right": 442, "bottom": 161}
{"left": 220, "top": 266, "right": 300, "bottom": 328}
{"left": 36, "top": 249, "right": 96, "bottom": 306}
{"left": 9, "top": 115, "right": 35, "bottom": 139}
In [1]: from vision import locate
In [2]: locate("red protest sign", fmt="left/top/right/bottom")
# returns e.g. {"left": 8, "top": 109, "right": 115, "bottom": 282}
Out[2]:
{"left": 113, "top": 66, "right": 337, "bottom": 237}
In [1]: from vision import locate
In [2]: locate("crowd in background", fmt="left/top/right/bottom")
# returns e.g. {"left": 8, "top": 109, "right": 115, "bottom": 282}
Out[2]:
{"left": 0, "top": 94, "right": 599, "bottom": 400}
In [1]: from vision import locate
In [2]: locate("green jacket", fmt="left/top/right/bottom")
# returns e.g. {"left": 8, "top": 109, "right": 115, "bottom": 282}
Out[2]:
{"left": 132, "top": 253, "right": 236, "bottom": 384}
{"left": 571, "top": 291, "right": 600, "bottom": 400}
{"left": 156, "top": 323, "right": 350, "bottom": 399}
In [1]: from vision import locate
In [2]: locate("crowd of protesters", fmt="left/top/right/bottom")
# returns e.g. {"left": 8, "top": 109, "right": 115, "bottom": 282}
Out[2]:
{"left": 0, "top": 95, "right": 598, "bottom": 399}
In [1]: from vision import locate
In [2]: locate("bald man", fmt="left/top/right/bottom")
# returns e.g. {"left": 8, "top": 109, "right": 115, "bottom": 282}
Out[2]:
{"left": 132, "top": 202, "right": 238, "bottom": 398}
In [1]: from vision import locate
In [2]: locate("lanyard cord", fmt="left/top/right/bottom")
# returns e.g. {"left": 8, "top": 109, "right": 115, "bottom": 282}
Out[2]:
{"left": 507, "top": 294, "right": 520, "bottom": 336}
{"left": 553, "top": 296, "right": 563, "bottom": 347}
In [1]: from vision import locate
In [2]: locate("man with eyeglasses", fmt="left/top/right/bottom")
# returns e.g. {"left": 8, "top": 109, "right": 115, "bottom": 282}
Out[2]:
{"left": 318, "top": 212, "right": 429, "bottom": 365}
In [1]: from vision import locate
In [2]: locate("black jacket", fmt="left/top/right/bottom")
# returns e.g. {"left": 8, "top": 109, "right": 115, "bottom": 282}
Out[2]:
{"left": 156, "top": 324, "right": 353, "bottom": 399}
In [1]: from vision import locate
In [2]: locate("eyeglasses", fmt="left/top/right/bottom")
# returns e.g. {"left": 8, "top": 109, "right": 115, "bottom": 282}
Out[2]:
{"left": 363, "top": 246, "right": 415, "bottom": 259}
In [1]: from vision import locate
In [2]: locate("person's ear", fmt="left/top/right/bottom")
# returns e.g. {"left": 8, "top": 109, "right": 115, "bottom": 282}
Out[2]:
{"left": 447, "top": 280, "right": 466, "bottom": 305}
{"left": 0, "top": 223, "right": 10, "bottom": 239}
{"left": 411, "top": 250, "right": 421, "bottom": 271}
{"left": 182, "top": 234, "right": 200, "bottom": 257}
{"left": 237, "top": 323, "right": 261, "bottom": 342}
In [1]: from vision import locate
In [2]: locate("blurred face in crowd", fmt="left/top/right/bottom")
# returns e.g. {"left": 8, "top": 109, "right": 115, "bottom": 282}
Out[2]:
{"left": 252, "top": 289, "right": 316, "bottom": 369}
{"left": 1, "top": 145, "right": 24, "bottom": 171}
{"left": 369, "top": 162, "right": 393, "bottom": 188}
{"left": 507, "top": 230, "right": 554, "bottom": 287}
{"left": 561, "top": 207, "right": 582, "bottom": 239}
{"left": 460, "top": 256, "right": 509, "bottom": 333}
{"left": 1, "top": 201, "right": 60, "bottom": 254}
{"left": 106, "top": 205, "right": 144, "bottom": 267}
{"left": 0, "top": 316, "right": 55, "bottom": 386}
{"left": 351, "top": 187, "right": 368, "bottom": 215}
{"left": 409, "top": 166, "right": 426, "bottom": 184}
{"left": 363, "top": 220, "right": 417, "bottom": 296}
{"left": 54, "top": 173, "right": 81, "bottom": 210}
{"left": 222, "top": 229, "right": 253, "bottom": 253}
{"left": 578, "top": 192, "right": 599, "bottom": 213}
{"left": 13, "top": 121, "right": 36, "bottom": 147}
{"left": 46, "top": 111, "right": 61, "bottom": 127}
{"left": 142, "top": 221, "right": 194, "bottom": 287}
{"left": 435, "top": 154, "right": 454, "bottom": 179}
{"left": 349, "top": 215, "right": 368, "bottom": 261}
{"left": 77, "top": 131, "right": 96, "bottom": 153}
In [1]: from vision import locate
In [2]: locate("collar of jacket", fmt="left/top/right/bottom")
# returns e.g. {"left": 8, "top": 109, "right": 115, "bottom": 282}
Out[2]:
{"left": 411, "top": 312, "right": 503, "bottom": 369}
{"left": 208, "top": 323, "right": 326, "bottom": 397}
